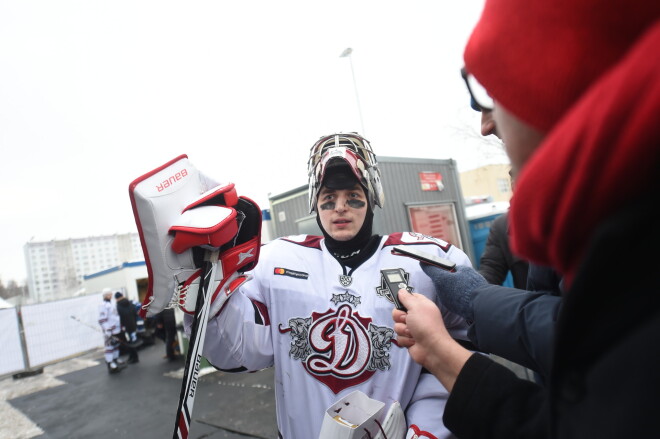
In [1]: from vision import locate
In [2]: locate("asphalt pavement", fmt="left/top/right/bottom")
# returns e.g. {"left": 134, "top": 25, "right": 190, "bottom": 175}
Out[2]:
{"left": 1, "top": 339, "right": 278, "bottom": 439}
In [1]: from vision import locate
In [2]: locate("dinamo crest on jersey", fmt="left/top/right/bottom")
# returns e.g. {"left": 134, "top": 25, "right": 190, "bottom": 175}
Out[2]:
{"left": 278, "top": 304, "right": 395, "bottom": 394}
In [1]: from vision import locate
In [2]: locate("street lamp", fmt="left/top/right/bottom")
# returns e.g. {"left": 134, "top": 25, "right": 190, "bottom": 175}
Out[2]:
{"left": 339, "top": 47, "right": 366, "bottom": 136}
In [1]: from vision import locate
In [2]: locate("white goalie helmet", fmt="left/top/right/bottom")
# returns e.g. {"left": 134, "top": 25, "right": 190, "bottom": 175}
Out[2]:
{"left": 307, "top": 132, "right": 384, "bottom": 213}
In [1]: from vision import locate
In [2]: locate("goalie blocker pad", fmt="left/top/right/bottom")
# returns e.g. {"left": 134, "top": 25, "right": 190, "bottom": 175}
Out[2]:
{"left": 128, "top": 154, "right": 261, "bottom": 317}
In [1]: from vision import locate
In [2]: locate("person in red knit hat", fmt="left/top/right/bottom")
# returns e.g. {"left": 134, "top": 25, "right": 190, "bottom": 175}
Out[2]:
{"left": 392, "top": 0, "right": 660, "bottom": 437}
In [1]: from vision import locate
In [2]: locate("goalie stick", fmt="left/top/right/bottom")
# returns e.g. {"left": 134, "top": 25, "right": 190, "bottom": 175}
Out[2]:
{"left": 69, "top": 315, "right": 142, "bottom": 348}
{"left": 173, "top": 249, "right": 220, "bottom": 439}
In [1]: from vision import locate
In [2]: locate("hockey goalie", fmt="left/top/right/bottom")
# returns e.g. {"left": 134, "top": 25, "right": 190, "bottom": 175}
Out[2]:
{"left": 135, "top": 133, "right": 472, "bottom": 439}
{"left": 134, "top": 133, "right": 470, "bottom": 439}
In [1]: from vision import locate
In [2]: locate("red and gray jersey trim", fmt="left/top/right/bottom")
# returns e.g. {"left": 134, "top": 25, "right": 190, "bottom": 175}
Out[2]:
{"left": 280, "top": 235, "right": 323, "bottom": 249}
{"left": 251, "top": 299, "right": 270, "bottom": 326}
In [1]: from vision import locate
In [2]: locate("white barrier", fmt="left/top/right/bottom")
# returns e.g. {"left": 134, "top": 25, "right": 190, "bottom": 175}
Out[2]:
{"left": 0, "top": 308, "right": 25, "bottom": 376}
{"left": 0, "top": 294, "right": 105, "bottom": 377}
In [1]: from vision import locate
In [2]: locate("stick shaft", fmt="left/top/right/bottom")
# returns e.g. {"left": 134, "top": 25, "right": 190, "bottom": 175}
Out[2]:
{"left": 173, "top": 250, "right": 220, "bottom": 439}
{"left": 70, "top": 315, "right": 133, "bottom": 347}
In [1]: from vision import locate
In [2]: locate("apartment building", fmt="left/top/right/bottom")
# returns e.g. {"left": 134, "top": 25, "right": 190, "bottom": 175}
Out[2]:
{"left": 24, "top": 233, "right": 143, "bottom": 303}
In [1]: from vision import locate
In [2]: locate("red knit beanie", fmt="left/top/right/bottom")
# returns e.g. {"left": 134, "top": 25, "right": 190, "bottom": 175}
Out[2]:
{"left": 464, "top": 0, "right": 660, "bottom": 132}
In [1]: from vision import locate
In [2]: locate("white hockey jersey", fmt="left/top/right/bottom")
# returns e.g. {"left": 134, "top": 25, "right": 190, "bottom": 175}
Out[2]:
{"left": 98, "top": 300, "right": 121, "bottom": 335}
{"left": 202, "top": 232, "right": 472, "bottom": 439}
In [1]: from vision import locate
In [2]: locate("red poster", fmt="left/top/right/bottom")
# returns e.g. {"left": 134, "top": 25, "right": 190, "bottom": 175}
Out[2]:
{"left": 419, "top": 172, "right": 444, "bottom": 191}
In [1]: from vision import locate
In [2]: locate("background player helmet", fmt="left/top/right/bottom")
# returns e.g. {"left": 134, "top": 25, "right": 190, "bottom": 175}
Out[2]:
{"left": 307, "top": 132, "right": 385, "bottom": 213}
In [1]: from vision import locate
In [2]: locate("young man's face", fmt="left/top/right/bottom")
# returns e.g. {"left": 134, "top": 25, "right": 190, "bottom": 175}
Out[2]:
{"left": 316, "top": 184, "right": 368, "bottom": 241}
{"left": 493, "top": 102, "right": 545, "bottom": 177}
{"left": 480, "top": 109, "right": 498, "bottom": 138}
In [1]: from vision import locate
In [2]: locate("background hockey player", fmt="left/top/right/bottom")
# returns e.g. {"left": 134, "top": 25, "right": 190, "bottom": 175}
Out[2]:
{"left": 114, "top": 291, "right": 141, "bottom": 364}
{"left": 98, "top": 288, "right": 124, "bottom": 374}
{"left": 190, "top": 133, "right": 472, "bottom": 438}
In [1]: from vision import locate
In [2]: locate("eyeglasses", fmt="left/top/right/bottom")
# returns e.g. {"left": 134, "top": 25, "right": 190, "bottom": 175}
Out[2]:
{"left": 461, "top": 67, "right": 494, "bottom": 112}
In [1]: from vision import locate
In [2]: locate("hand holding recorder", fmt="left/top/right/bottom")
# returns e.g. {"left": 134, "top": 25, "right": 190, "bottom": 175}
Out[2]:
{"left": 391, "top": 245, "right": 486, "bottom": 321}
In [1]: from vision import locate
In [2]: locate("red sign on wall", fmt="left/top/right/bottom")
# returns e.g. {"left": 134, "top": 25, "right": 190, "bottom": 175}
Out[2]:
{"left": 408, "top": 203, "right": 462, "bottom": 249}
{"left": 419, "top": 172, "right": 444, "bottom": 192}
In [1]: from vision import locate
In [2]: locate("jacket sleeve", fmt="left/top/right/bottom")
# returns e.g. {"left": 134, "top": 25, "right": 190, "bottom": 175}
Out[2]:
{"left": 526, "top": 263, "right": 564, "bottom": 293}
{"left": 444, "top": 353, "right": 549, "bottom": 439}
{"left": 468, "top": 285, "right": 562, "bottom": 376}
{"left": 477, "top": 214, "right": 512, "bottom": 286}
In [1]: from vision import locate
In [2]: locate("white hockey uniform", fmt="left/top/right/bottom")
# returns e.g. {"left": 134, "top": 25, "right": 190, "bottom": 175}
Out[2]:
{"left": 201, "top": 232, "right": 471, "bottom": 439}
{"left": 98, "top": 299, "right": 121, "bottom": 363}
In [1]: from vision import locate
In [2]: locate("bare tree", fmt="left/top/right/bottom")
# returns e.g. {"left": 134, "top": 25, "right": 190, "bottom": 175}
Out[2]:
{"left": 446, "top": 112, "right": 509, "bottom": 167}
{"left": 0, "top": 278, "right": 25, "bottom": 299}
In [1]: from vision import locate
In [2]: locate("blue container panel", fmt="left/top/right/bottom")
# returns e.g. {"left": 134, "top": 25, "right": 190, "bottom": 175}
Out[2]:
{"left": 468, "top": 213, "right": 501, "bottom": 269}
{"left": 469, "top": 212, "right": 515, "bottom": 288}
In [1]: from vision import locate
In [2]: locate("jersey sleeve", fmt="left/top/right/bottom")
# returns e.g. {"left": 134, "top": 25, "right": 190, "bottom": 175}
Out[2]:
{"left": 445, "top": 244, "right": 473, "bottom": 269}
{"left": 202, "top": 288, "right": 275, "bottom": 372}
{"left": 404, "top": 372, "right": 454, "bottom": 438}
{"left": 197, "top": 243, "right": 277, "bottom": 372}
{"left": 98, "top": 304, "right": 111, "bottom": 333}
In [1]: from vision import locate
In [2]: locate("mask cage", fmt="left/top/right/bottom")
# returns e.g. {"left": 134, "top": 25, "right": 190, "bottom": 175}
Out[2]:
{"left": 307, "top": 133, "right": 384, "bottom": 213}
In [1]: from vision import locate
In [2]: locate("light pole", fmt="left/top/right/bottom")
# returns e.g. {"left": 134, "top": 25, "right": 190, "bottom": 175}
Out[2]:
{"left": 339, "top": 47, "right": 366, "bottom": 136}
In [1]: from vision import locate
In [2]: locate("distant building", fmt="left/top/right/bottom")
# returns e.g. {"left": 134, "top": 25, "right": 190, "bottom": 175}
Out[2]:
{"left": 24, "top": 233, "right": 143, "bottom": 303}
{"left": 261, "top": 209, "right": 274, "bottom": 244}
{"left": 459, "top": 163, "right": 512, "bottom": 203}
{"left": 83, "top": 261, "right": 148, "bottom": 303}
{"left": 459, "top": 164, "right": 513, "bottom": 277}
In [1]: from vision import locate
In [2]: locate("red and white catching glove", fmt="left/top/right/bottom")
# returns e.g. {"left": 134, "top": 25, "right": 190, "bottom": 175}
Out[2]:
{"left": 129, "top": 155, "right": 261, "bottom": 318}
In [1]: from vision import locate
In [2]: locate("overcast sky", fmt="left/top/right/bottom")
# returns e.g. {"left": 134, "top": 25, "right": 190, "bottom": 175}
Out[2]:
{"left": 0, "top": 0, "right": 506, "bottom": 284}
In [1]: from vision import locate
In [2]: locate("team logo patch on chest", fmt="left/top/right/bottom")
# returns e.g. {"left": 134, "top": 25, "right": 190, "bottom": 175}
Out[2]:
{"left": 338, "top": 274, "right": 352, "bottom": 287}
{"left": 278, "top": 304, "right": 395, "bottom": 394}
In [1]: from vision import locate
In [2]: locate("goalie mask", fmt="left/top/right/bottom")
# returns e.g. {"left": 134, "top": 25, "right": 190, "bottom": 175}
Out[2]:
{"left": 307, "top": 133, "right": 384, "bottom": 213}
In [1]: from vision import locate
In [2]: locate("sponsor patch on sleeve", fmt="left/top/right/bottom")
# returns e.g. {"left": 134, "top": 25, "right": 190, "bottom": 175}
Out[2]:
{"left": 273, "top": 267, "right": 309, "bottom": 280}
